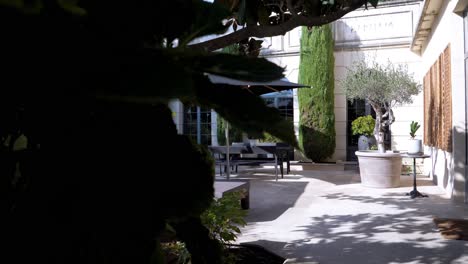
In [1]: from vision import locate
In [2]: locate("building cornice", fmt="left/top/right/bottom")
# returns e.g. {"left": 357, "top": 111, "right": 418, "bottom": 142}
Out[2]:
{"left": 410, "top": 0, "right": 444, "bottom": 55}
{"left": 453, "top": 0, "right": 468, "bottom": 16}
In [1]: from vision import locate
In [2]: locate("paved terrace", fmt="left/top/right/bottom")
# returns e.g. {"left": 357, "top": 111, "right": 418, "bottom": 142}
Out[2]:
{"left": 221, "top": 164, "right": 468, "bottom": 264}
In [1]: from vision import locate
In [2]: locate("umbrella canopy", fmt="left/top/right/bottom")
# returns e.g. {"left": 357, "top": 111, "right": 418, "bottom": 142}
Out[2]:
{"left": 206, "top": 73, "right": 308, "bottom": 180}
{"left": 206, "top": 73, "right": 308, "bottom": 95}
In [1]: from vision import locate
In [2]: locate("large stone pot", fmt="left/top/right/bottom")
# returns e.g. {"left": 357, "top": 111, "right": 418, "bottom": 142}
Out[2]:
{"left": 355, "top": 151, "right": 402, "bottom": 188}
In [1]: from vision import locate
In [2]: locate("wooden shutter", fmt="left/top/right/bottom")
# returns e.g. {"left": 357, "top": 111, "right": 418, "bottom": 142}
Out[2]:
{"left": 440, "top": 46, "right": 452, "bottom": 151}
{"left": 423, "top": 45, "right": 452, "bottom": 152}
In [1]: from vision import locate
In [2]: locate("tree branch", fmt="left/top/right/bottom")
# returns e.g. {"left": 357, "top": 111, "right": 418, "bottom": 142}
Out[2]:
{"left": 189, "top": 2, "right": 366, "bottom": 52}
{"left": 286, "top": 0, "right": 298, "bottom": 16}
{"left": 383, "top": 109, "right": 395, "bottom": 126}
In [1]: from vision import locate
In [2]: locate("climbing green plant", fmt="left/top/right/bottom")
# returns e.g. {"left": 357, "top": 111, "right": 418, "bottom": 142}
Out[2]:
{"left": 298, "top": 25, "right": 336, "bottom": 161}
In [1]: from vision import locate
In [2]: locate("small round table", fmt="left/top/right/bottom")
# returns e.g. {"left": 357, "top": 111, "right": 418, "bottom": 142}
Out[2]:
{"left": 402, "top": 153, "right": 430, "bottom": 198}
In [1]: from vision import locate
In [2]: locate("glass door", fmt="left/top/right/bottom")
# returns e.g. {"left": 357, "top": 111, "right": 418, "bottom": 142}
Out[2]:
{"left": 346, "top": 99, "right": 373, "bottom": 161}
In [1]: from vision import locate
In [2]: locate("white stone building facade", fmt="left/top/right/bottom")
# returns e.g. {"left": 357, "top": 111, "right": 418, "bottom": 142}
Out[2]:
{"left": 171, "top": 0, "right": 468, "bottom": 202}
{"left": 410, "top": 0, "right": 468, "bottom": 202}
{"left": 261, "top": 0, "right": 425, "bottom": 162}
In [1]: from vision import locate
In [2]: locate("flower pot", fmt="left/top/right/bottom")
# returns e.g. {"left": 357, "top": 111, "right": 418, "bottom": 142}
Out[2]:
{"left": 356, "top": 150, "right": 402, "bottom": 188}
{"left": 408, "top": 139, "right": 422, "bottom": 155}
{"left": 357, "top": 135, "right": 370, "bottom": 150}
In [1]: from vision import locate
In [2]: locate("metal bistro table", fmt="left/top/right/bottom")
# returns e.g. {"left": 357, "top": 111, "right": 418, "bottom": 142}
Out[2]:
{"left": 402, "top": 153, "right": 430, "bottom": 199}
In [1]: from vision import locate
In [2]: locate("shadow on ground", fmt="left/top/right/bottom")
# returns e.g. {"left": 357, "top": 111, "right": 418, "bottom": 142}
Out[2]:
{"left": 245, "top": 180, "right": 308, "bottom": 222}
{"left": 235, "top": 169, "right": 468, "bottom": 263}
{"left": 282, "top": 193, "right": 468, "bottom": 263}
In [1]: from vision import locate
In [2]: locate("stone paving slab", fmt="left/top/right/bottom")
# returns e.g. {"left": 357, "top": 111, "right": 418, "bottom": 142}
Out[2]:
{"left": 230, "top": 167, "right": 468, "bottom": 264}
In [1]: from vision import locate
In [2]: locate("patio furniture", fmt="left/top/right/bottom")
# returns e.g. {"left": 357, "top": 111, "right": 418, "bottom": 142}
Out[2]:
{"left": 402, "top": 153, "right": 430, "bottom": 198}
{"left": 209, "top": 143, "right": 293, "bottom": 181}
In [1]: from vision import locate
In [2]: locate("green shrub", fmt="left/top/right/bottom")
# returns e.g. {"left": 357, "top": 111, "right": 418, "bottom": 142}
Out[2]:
{"left": 351, "top": 115, "right": 375, "bottom": 137}
{"left": 217, "top": 116, "right": 244, "bottom": 145}
{"left": 201, "top": 191, "right": 247, "bottom": 245}
{"left": 298, "top": 25, "right": 336, "bottom": 161}
{"left": 161, "top": 241, "right": 191, "bottom": 264}
{"left": 162, "top": 191, "right": 247, "bottom": 264}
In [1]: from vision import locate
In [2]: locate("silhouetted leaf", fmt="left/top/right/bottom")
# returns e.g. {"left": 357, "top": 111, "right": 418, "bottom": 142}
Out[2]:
{"left": 179, "top": 1, "right": 231, "bottom": 46}
{"left": 57, "top": 0, "right": 86, "bottom": 15}
{"left": 86, "top": 49, "right": 195, "bottom": 103}
{"left": 192, "top": 77, "right": 298, "bottom": 147}
{"left": 368, "top": 0, "right": 379, "bottom": 8}
{"left": 189, "top": 52, "right": 284, "bottom": 82}
{"left": 237, "top": 0, "right": 247, "bottom": 25}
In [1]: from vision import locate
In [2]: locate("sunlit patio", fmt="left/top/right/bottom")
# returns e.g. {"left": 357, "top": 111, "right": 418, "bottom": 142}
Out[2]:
{"left": 222, "top": 165, "right": 468, "bottom": 264}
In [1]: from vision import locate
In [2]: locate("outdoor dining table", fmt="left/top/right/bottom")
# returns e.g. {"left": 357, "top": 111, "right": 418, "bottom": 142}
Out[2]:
{"left": 209, "top": 143, "right": 290, "bottom": 181}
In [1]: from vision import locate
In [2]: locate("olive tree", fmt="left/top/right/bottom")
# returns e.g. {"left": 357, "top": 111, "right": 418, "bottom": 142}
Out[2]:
{"left": 341, "top": 60, "right": 421, "bottom": 153}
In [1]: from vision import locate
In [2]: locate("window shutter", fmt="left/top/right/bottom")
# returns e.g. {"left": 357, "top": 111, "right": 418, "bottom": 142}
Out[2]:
{"left": 423, "top": 45, "right": 452, "bottom": 152}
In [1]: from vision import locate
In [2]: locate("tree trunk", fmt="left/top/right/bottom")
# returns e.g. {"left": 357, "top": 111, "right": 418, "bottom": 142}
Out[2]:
{"left": 372, "top": 105, "right": 386, "bottom": 153}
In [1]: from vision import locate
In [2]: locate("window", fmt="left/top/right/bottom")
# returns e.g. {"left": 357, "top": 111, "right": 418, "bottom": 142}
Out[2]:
{"left": 183, "top": 106, "right": 212, "bottom": 145}
{"left": 262, "top": 91, "right": 293, "bottom": 122}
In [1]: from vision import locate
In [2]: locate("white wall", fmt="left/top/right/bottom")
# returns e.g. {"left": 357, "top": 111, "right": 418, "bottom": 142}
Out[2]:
{"left": 418, "top": 0, "right": 467, "bottom": 202}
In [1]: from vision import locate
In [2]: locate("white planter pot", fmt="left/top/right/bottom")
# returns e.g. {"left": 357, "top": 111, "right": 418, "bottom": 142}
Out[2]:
{"left": 408, "top": 139, "right": 422, "bottom": 154}
{"left": 356, "top": 151, "right": 402, "bottom": 188}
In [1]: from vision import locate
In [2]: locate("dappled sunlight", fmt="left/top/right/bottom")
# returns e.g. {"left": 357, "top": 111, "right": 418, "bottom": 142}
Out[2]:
{"left": 281, "top": 210, "right": 468, "bottom": 262}
{"left": 237, "top": 170, "right": 468, "bottom": 263}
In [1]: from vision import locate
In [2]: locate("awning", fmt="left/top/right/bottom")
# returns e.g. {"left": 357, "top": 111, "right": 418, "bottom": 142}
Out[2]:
{"left": 205, "top": 73, "right": 308, "bottom": 95}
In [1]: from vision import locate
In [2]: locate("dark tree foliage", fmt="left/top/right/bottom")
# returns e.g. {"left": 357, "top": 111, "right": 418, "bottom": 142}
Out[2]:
{"left": 192, "top": 0, "right": 380, "bottom": 51}
{"left": 0, "top": 0, "right": 379, "bottom": 263}
{"left": 0, "top": 1, "right": 293, "bottom": 263}
{"left": 298, "top": 25, "right": 336, "bottom": 161}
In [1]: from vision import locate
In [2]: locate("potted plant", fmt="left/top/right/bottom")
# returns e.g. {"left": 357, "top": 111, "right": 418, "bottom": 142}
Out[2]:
{"left": 341, "top": 60, "right": 421, "bottom": 188}
{"left": 408, "top": 121, "right": 422, "bottom": 154}
{"left": 351, "top": 115, "right": 376, "bottom": 151}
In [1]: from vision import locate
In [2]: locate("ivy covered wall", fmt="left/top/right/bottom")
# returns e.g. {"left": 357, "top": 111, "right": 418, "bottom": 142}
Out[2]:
{"left": 298, "top": 25, "right": 336, "bottom": 161}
